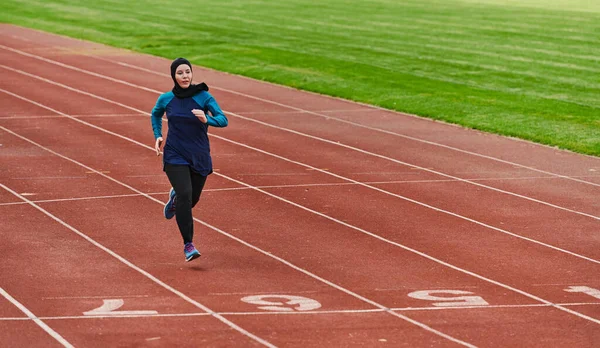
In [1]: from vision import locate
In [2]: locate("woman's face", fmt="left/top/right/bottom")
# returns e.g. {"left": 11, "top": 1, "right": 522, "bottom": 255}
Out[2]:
{"left": 175, "top": 64, "right": 192, "bottom": 88}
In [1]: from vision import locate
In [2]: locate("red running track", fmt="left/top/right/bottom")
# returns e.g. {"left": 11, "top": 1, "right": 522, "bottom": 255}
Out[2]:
{"left": 1, "top": 24, "right": 599, "bottom": 347}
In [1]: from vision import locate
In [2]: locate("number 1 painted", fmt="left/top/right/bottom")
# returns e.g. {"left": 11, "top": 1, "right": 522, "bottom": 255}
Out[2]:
{"left": 83, "top": 299, "right": 158, "bottom": 316}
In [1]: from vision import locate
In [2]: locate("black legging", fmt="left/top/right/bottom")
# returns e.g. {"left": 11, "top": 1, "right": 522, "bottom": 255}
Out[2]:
{"left": 164, "top": 164, "right": 207, "bottom": 244}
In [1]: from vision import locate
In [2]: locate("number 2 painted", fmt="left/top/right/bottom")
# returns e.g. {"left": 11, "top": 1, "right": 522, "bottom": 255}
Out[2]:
{"left": 408, "top": 290, "right": 489, "bottom": 307}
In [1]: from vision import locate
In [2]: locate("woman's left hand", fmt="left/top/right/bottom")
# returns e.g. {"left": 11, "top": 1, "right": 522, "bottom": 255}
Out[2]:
{"left": 192, "top": 109, "right": 207, "bottom": 123}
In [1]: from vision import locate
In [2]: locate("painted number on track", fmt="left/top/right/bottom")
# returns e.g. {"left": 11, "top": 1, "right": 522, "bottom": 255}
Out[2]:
{"left": 83, "top": 299, "right": 158, "bottom": 316}
{"left": 241, "top": 295, "right": 322, "bottom": 312}
{"left": 564, "top": 286, "right": 600, "bottom": 300}
{"left": 408, "top": 290, "right": 489, "bottom": 307}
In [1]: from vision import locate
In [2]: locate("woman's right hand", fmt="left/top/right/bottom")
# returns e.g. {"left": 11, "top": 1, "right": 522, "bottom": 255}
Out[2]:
{"left": 155, "top": 137, "right": 163, "bottom": 156}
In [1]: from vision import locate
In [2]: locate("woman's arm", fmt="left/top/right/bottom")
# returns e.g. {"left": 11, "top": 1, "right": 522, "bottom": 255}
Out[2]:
{"left": 151, "top": 94, "right": 169, "bottom": 138}
{"left": 204, "top": 95, "right": 228, "bottom": 127}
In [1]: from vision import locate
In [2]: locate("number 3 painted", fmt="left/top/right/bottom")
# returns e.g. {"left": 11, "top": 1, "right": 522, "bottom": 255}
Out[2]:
{"left": 408, "top": 290, "right": 489, "bottom": 307}
{"left": 241, "top": 295, "right": 322, "bottom": 312}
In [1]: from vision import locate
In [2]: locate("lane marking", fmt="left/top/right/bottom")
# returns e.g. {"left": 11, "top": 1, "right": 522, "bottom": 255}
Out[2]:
{"left": 0, "top": 175, "right": 596, "bottom": 207}
{"left": 0, "top": 288, "right": 74, "bottom": 347}
{"left": 42, "top": 295, "right": 150, "bottom": 300}
{"left": 2, "top": 302, "right": 600, "bottom": 321}
{"left": 8, "top": 176, "right": 87, "bottom": 180}
{"left": 0, "top": 192, "right": 170, "bottom": 206}
{"left": 226, "top": 109, "right": 379, "bottom": 115}
{"left": 208, "top": 290, "right": 320, "bottom": 296}
{"left": 0, "top": 113, "right": 143, "bottom": 119}
{"left": 0, "top": 184, "right": 276, "bottom": 348}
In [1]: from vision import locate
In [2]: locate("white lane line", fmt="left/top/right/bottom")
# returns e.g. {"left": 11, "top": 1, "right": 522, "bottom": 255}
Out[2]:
{"left": 0, "top": 288, "right": 74, "bottom": 347}
{"left": 1, "top": 59, "right": 598, "bottom": 221}
{"left": 210, "top": 109, "right": 378, "bottom": 115}
{"left": 0, "top": 192, "right": 167, "bottom": 206}
{"left": 7, "top": 176, "right": 87, "bottom": 180}
{"left": 42, "top": 295, "right": 150, "bottom": 300}
{"left": 0, "top": 175, "right": 591, "bottom": 207}
{"left": 2, "top": 98, "right": 600, "bottom": 329}
{"left": 0, "top": 113, "right": 144, "bottom": 119}
{"left": 1, "top": 125, "right": 477, "bottom": 348}
{"left": 1, "top": 175, "right": 595, "bottom": 207}
{"left": 0, "top": 185, "right": 276, "bottom": 348}
{"left": 2, "top": 302, "right": 600, "bottom": 321}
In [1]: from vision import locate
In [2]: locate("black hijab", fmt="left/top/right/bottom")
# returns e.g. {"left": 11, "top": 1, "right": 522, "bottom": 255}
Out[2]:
{"left": 170, "top": 57, "right": 208, "bottom": 98}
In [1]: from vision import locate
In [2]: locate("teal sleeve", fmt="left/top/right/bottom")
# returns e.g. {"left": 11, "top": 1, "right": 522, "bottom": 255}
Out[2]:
{"left": 151, "top": 93, "right": 173, "bottom": 138}
{"left": 202, "top": 94, "right": 228, "bottom": 127}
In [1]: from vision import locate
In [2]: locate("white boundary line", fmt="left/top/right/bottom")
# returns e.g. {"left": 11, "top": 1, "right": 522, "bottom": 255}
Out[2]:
{"left": 0, "top": 183, "right": 277, "bottom": 348}
{"left": 2, "top": 92, "right": 600, "bottom": 328}
{"left": 0, "top": 113, "right": 144, "bottom": 120}
{"left": 2, "top": 66, "right": 599, "bottom": 265}
{"left": 2, "top": 301, "right": 600, "bottom": 321}
{"left": 0, "top": 175, "right": 581, "bottom": 207}
{"left": 0, "top": 127, "right": 477, "bottom": 347}
{"left": 0, "top": 288, "right": 74, "bottom": 347}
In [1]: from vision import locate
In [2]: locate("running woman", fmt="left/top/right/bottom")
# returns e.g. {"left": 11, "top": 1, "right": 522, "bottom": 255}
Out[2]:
{"left": 151, "top": 57, "right": 228, "bottom": 262}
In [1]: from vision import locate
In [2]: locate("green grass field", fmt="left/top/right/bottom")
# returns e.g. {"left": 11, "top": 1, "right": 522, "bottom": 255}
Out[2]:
{"left": 2, "top": 0, "right": 599, "bottom": 156}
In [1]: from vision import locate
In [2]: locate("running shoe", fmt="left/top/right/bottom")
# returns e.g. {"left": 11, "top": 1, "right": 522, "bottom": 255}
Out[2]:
{"left": 184, "top": 242, "right": 201, "bottom": 262}
{"left": 163, "top": 188, "right": 176, "bottom": 219}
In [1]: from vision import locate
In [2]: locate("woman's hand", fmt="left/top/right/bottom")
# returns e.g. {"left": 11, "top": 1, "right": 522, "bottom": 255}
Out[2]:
{"left": 192, "top": 109, "right": 207, "bottom": 123}
{"left": 155, "top": 137, "right": 163, "bottom": 156}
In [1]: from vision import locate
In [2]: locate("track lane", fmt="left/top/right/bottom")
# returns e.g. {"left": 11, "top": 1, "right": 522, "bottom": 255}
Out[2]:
{"left": 1, "top": 89, "right": 600, "bottom": 346}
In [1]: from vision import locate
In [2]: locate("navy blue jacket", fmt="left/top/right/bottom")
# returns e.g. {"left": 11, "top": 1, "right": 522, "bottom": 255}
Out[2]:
{"left": 151, "top": 91, "right": 228, "bottom": 175}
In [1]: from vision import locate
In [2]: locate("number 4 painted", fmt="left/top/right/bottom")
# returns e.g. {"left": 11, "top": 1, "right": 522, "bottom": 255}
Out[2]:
{"left": 564, "top": 286, "right": 600, "bottom": 300}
